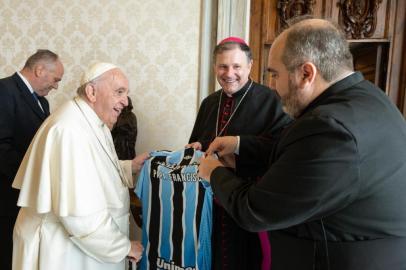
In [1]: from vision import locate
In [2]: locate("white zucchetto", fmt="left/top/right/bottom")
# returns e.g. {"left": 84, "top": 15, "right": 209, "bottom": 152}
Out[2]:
{"left": 80, "top": 62, "right": 117, "bottom": 85}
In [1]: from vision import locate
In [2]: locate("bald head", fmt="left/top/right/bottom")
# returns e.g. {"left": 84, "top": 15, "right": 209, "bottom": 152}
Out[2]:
{"left": 267, "top": 18, "right": 355, "bottom": 118}
{"left": 274, "top": 18, "right": 353, "bottom": 82}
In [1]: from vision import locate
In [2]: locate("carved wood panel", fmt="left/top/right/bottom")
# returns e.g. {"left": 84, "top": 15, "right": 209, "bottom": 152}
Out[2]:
{"left": 277, "top": 0, "right": 316, "bottom": 29}
{"left": 249, "top": 0, "right": 405, "bottom": 111}
{"left": 337, "top": 0, "right": 383, "bottom": 39}
{"left": 331, "top": 0, "right": 389, "bottom": 39}
{"left": 261, "top": 0, "right": 325, "bottom": 44}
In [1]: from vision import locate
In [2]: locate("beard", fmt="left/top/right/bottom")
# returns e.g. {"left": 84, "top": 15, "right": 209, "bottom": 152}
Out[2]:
{"left": 281, "top": 77, "right": 308, "bottom": 118}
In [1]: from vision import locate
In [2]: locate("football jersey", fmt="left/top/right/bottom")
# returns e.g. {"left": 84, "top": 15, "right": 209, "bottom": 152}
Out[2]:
{"left": 135, "top": 148, "right": 212, "bottom": 270}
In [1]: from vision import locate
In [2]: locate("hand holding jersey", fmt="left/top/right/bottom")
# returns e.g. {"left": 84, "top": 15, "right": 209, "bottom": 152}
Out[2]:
{"left": 206, "top": 136, "right": 238, "bottom": 156}
{"left": 185, "top": 141, "right": 203, "bottom": 150}
{"left": 198, "top": 136, "right": 238, "bottom": 180}
{"left": 198, "top": 155, "right": 223, "bottom": 181}
{"left": 131, "top": 152, "right": 150, "bottom": 174}
{"left": 128, "top": 241, "right": 143, "bottom": 263}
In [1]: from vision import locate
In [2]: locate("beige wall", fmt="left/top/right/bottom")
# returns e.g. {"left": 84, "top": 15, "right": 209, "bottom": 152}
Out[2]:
{"left": 0, "top": 0, "right": 201, "bottom": 153}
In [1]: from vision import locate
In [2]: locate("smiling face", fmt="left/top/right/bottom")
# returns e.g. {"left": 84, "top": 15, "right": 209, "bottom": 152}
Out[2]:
{"left": 90, "top": 68, "right": 129, "bottom": 129}
{"left": 214, "top": 47, "right": 252, "bottom": 95}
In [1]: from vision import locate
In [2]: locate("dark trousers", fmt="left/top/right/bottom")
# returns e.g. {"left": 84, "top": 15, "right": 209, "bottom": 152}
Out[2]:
{"left": 269, "top": 231, "right": 406, "bottom": 270}
{"left": 0, "top": 216, "right": 16, "bottom": 270}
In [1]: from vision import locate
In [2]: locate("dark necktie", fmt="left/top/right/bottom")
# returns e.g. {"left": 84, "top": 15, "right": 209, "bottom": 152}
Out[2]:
{"left": 32, "top": 92, "right": 44, "bottom": 112}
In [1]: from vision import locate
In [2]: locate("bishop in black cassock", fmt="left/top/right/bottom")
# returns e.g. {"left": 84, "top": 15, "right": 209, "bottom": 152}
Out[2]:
{"left": 189, "top": 77, "right": 291, "bottom": 269}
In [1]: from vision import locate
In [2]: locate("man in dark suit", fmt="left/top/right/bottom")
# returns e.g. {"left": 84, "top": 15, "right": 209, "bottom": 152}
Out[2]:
{"left": 0, "top": 49, "right": 64, "bottom": 269}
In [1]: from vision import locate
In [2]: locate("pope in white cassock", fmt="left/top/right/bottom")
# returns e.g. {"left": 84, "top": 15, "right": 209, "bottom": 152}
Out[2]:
{"left": 11, "top": 63, "right": 147, "bottom": 270}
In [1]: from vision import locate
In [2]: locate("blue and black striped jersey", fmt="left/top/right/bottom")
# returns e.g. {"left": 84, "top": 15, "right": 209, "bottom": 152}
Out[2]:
{"left": 135, "top": 148, "right": 212, "bottom": 270}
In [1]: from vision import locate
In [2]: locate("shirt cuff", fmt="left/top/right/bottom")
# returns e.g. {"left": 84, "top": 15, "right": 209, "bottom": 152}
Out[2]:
{"left": 235, "top": 136, "right": 240, "bottom": 155}
{"left": 120, "top": 160, "right": 134, "bottom": 188}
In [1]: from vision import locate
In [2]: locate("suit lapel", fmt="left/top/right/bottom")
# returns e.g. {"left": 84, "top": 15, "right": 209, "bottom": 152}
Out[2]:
{"left": 12, "top": 73, "right": 48, "bottom": 120}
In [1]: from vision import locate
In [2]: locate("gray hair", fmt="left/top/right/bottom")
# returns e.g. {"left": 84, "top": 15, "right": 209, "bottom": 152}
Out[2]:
{"left": 23, "top": 49, "right": 59, "bottom": 70}
{"left": 76, "top": 84, "right": 87, "bottom": 97}
{"left": 281, "top": 20, "right": 353, "bottom": 82}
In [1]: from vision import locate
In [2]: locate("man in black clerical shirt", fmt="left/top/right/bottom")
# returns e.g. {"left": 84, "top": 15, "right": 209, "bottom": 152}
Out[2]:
{"left": 200, "top": 18, "right": 406, "bottom": 270}
{"left": 187, "top": 37, "right": 291, "bottom": 270}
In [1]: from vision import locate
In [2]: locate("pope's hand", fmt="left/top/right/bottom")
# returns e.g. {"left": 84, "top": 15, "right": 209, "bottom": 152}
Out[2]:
{"left": 132, "top": 152, "right": 150, "bottom": 174}
{"left": 128, "top": 240, "right": 143, "bottom": 263}
{"left": 198, "top": 154, "right": 224, "bottom": 181}
{"left": 185, "top": 141, "right": 202, "bottom": 150}
{"left": 206, "top": 136, "right": 238, "bottom": 157}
